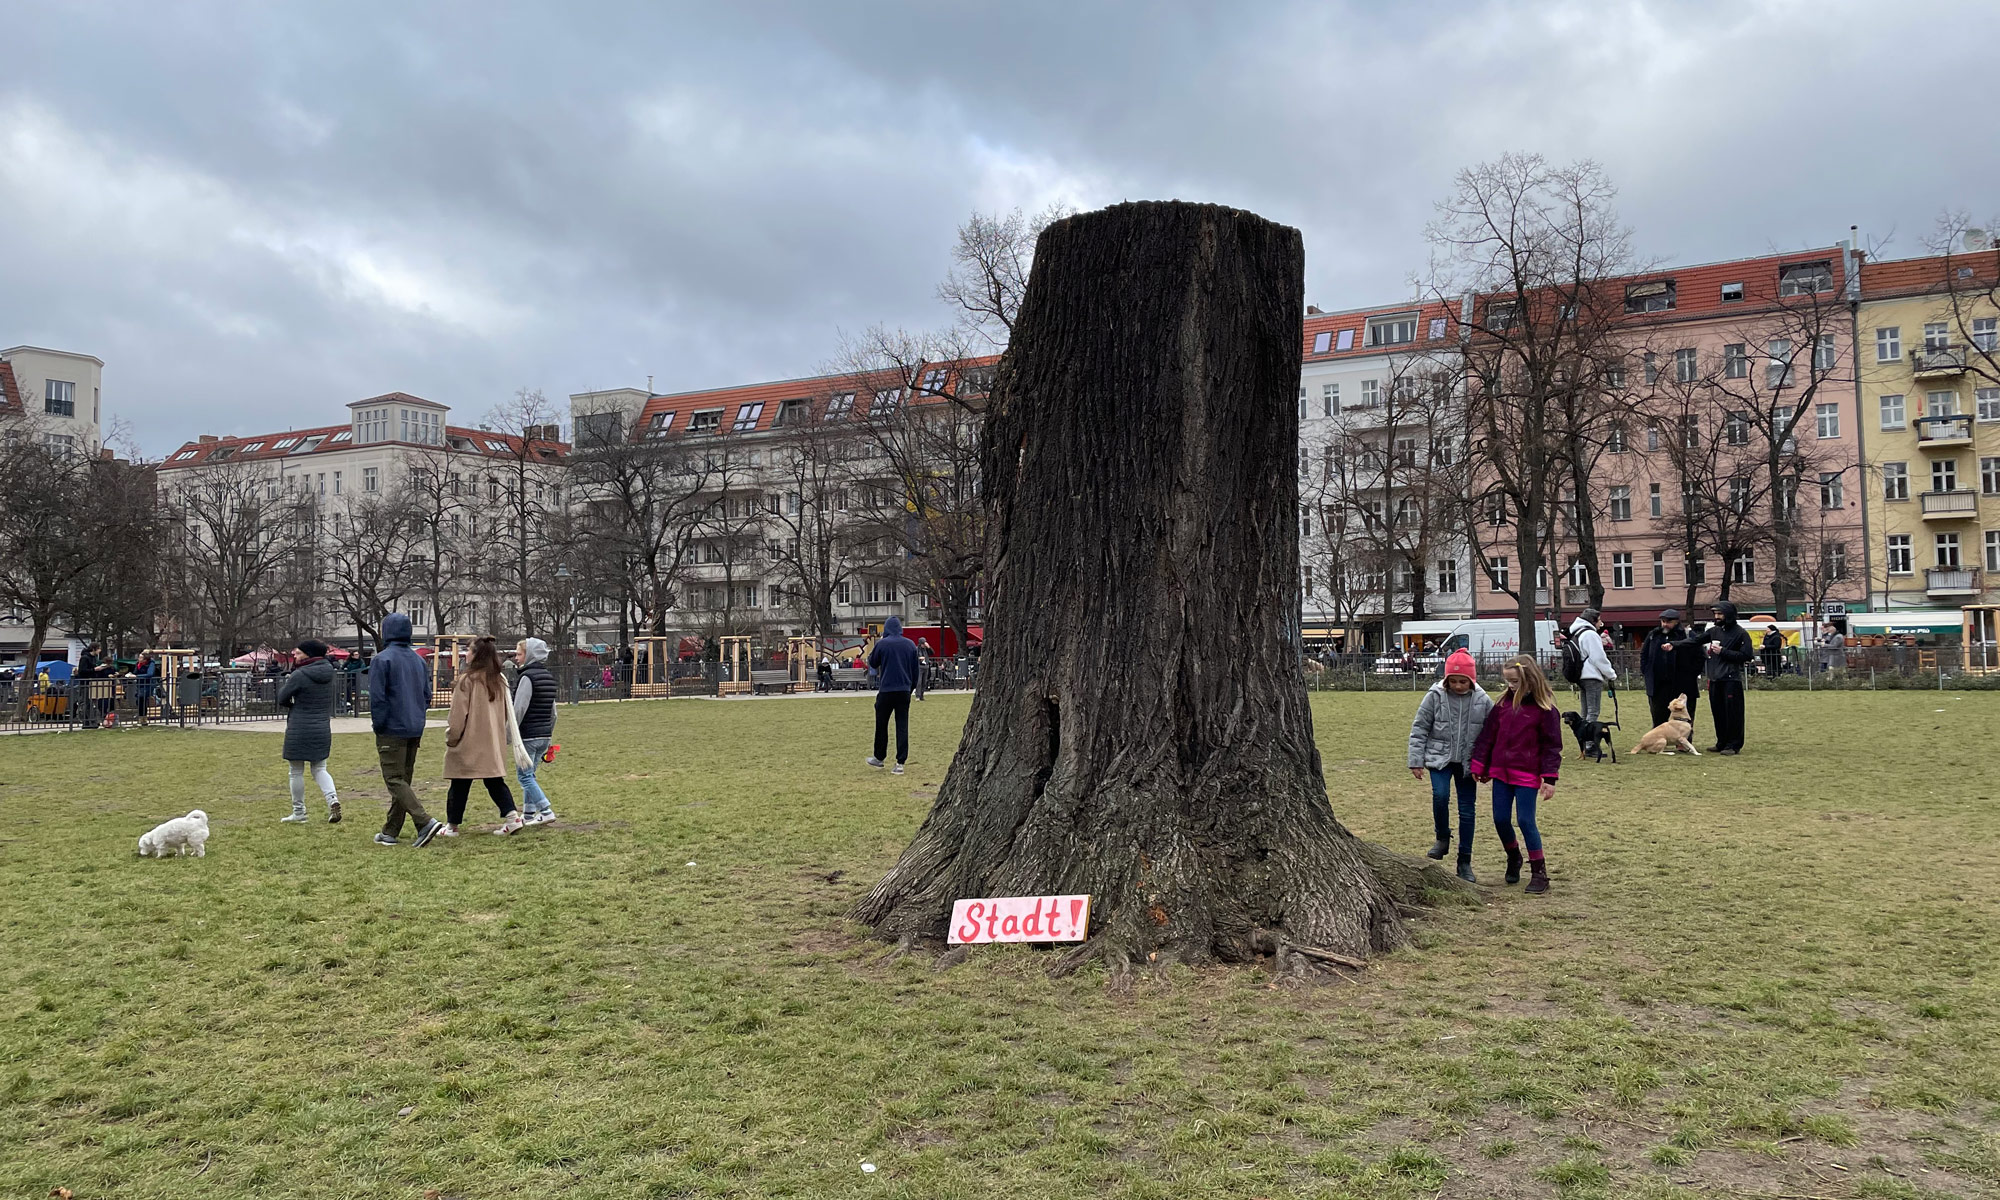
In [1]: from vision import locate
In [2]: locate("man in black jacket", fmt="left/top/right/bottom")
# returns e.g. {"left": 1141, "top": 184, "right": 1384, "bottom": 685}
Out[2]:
{"left": 1673, "top": 601, "right": 1754, "bottom": 754}
{"left": 1639, "top": 610, "right": 1699, "bottom": 729}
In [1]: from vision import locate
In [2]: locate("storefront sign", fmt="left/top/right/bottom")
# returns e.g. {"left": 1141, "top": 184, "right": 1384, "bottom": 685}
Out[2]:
{"left": 948, "top": 894, "right": 1092, "bottom": 944}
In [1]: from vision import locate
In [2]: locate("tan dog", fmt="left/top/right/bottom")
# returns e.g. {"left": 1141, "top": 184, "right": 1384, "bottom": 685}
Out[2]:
{"left": 1631, "top": 695, "right": 1701, "bottom": 755}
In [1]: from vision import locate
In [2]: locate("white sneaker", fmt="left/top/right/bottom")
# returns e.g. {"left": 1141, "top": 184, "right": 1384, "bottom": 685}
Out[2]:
{"left": 494, "top": 813, "right": 525, "bottom": 835}
{"left": 866, "top": 756, "right": 884, "bottom": 769}
{"left": 280, "top": 811, "right": 309, "bottom": 823}
{"left": 538, "top": 810, "right": 556, "bottom": 824}
{"left": 438, "top": 825, "right": 459, "bottom": 838}
{"left": 891, "top": 764, "right": 905, "bottom": 775}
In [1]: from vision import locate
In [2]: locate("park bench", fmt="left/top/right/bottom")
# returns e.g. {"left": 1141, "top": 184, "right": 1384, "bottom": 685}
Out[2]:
{"left": 751, "top": 669, "right": 795, "bottom": 695}
{"left": 830, "top": 667, "right": 872, "bottom": 690}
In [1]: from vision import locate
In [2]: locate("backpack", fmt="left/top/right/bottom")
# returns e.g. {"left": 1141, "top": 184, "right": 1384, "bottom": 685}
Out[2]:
{"left": 1559, "top": 635, "right": 1586, "bottom": 685}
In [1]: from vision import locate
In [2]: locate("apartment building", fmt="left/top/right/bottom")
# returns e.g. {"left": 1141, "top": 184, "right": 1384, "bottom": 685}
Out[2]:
{"left": 158, "top": 392, "right": 567, "bottom": 649}
{"left": 2, "top": 345, "right": 104, "bottom": 455}
{"left": 1857, "top": 242, "right": 2000, "bottom": 610}
{"left": 1297, "top": 300, "right": 1475, "bottom": 649}
{"left": 1467, "top": 247, "right": 1870, "bottom": 637}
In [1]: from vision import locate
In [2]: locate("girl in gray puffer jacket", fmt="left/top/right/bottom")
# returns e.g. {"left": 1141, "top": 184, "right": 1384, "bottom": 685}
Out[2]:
{"left": 1406, "top": 648, "right": 1492, "bottom": 881}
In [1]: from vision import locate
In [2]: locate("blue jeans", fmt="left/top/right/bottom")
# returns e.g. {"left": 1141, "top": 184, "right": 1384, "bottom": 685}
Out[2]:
{"left": 1429, "top": 767, "right": 1476, "bottom": 863}
{"left": 1491, "top": 780, "right": 1543, "bottom": 854}
{"left": 517, "top": 736, "right": 553, "bottom": 814}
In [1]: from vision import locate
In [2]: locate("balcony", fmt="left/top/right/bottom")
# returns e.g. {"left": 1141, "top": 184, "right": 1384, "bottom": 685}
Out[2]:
{"left": 1920, "top": 488, "right": 1979, "bottom": 520}
{"left": 1533, "top": 587, "right": 1551, "bottom": 605}
{"left": 1563, "top": 585, "right": 1592, "bottom": 607}
{"left": 1926, "top": 566, "right": 1982, "bottom": 596}
{"left": 1916, "top": 413, "right": 1974, "bottom": 447}
{"left": 1911, "top": 345, "right": 1969, "bottom": 379}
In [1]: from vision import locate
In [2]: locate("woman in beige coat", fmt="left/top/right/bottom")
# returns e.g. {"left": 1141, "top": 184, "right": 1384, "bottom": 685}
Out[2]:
{"left": 442, "top": 637, "right": 524, "bottom": 836}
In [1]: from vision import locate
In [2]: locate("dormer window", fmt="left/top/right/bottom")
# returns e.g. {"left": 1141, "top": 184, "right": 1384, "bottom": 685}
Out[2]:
{"left": 1624, "top": 279, "right": 1676, "bottom": 313}
{"left": 824, "top": 392, "right": 855, "bottom": 421}
{"left": 331, "top": 430, "right": 352, "bottom": 443}
{"left": 870, "top": 388, "right": 903, "bottom": 417}
{"left": 1311, "top": 331, "right": 1332, "bottom": 355}
{"left": 1778, "top": 260, "right": 1832, "bottom": 296}
{"left": 732, "top": 402, "right": 765, "bottom": 432}
{"left": 483, "top": 439, "right": 506, "bottom": 453}
{"left": 298, "top": 435, "right": 326, "bottom": 452}
{"left": 1720, "top": 281, "right": 1745, "bottom": 303}
{"left": 772, "top": 398, "right": 808, "bottom": 427}
{"left": 1367, "top": 313, "right": 1418, "bottom": 347}
{"left": 688, "top": 409, "right": 723, "bottom": 434}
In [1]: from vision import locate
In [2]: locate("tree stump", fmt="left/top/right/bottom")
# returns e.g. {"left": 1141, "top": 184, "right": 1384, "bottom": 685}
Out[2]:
{"left": 855, "top": 201, "right": 1451, "bottom": 968}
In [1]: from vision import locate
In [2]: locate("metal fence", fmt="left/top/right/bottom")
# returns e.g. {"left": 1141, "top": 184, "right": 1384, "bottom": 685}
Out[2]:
{"left": 1301, "top": 645, "right": 2000, "bottom": 693}
{"left": 0, "top": 668, "right": 376, "bottom": 735}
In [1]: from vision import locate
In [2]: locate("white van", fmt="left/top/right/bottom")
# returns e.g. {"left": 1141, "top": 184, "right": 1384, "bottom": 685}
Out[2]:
{"left": 1439, "top": 618, "right": 1558, "bottom": 662}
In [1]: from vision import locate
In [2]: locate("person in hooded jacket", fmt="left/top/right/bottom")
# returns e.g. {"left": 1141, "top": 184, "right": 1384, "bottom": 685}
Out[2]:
{"left": 865, "top": 615, "right": 920, "bottom": 774}
{"left": 1406, "top": 648, "right": 1493, "bottom": 883}
{"left": 1640, "top": 610, "right": 1701, "bottom": 730}
{"left": 1567, "top": 608, "right": 1616, "bottom": 757}
{"left": 277, "top": 637, "right": 341, "bottom": 823}
{"left": 369, "top": 612, "right": 444, "bottom": 847}
{"left": 1673, "top": 600, "right": 1753, "bottom": 754}
{"left": 512, "top": 637, "right": 559, "bottom": 825}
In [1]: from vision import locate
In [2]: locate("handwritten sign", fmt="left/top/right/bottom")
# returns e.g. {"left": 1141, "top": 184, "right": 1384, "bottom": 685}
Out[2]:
{"left": 948, "top": 894, "right": 1092, "bottom": 945}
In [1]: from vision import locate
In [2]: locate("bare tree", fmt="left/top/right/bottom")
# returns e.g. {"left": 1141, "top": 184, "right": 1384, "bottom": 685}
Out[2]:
{"left": 1426, "top": 153, "right": 1637, "bottom": 645}
{"left": 322, "top": 491, "right": 421, "bottom": 649}
{"left": 1924, "top": 213, "right": 2000, "bottom": 391}
{"left": 476, "top": 389, "right": 569, "bottom": 638}
{"left": 168, "top": 459, "right": 316, "bottom": 659}
{"left": 567, "top": 419, "right": 716, "bottom": 638}
{"left": 398, "top": 444, "right": 473, "bottom": 636}
{"left": 760, "top": 401, "right": 868, "bottom": 640}
{"left": 936, "top": 204, "right": 1071, "bottom": 348}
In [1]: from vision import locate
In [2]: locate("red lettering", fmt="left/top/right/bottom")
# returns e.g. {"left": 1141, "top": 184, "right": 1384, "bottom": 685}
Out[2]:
{"left": 1000, "top": 913, "right": 1020, "bottom": 938}
{"left": 1069, "top": 898, "right": 1086, "bottom": 936}
{"left": 955, "top": 902, "right": 983, "bottom": 944}
{"left": 985, "top": 904, "right": 1000, "bottom": 942}
{"left": 1046, "top": 898, "right": 1064, "bottom": 938}
{"left": 1022, "top": 903, "right": 1043, "bottom": 938}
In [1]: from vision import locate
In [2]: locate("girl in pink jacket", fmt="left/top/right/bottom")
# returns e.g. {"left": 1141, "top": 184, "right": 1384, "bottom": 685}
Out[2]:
{"left": 1468, "top": 655, "right": 1563, "bottom": 894}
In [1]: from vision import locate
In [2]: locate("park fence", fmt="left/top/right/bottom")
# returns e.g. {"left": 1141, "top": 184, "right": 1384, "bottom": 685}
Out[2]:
{"left": 1301, "top": 645, "right": 2000, "bottom": 694}
{"left": 0, "top": 668, "right": 373, "bottom": 735}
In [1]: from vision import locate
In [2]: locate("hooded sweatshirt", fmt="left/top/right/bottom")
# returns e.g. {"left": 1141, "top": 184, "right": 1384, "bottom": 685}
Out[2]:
{"left": 1406, "top": 649, "right": 1495, "bottom": 771}
{"left": 513, "top": 636, "right": 558, "bottom": 739}
{"left": 867, "top": 615, "right": 921, "bottom": 692}
{"left": 1672, "top": 600, "right": 1753, "bottom": 683}
{"left": 368, "top": 612, "right": 433, "bottom": 738}
{"left": 1567, "top": 616, "right": 1616, "bottom": 682}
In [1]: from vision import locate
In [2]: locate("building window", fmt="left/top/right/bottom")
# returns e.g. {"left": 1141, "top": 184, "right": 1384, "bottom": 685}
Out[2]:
{"left": 1723, "top": 343, "right": 1747, "bottom": 379}
{"left": 1883, "top": 462, "right": 1909, "bottom": 500}
{"left": 1310, "top": 331, "right": 1332, "bottom": 355}
{"left": 1766, "top": 338, "right": 1792, "bottom": 388}
{"left": 1779, "top": 260, "right": 1832, "bottom": 295}
{"left": 1730, "top": 553, "right": 1757, "bottom": 585}
{"left": 333, "top": 470, "right": 343, "bottom": 495}
{"left": 1644, "top": 352, "right": 1659, "bottom": 385}
{"left": 1436, "top": 559, "right": 1458, "bottom": 594}
{"left": 1984, "top": 457, "right": 2000, "bottom": 496}
{"left": 1725, "top": 411, "right": 1750, "bottom": 446}
{"left": 1924, "top": 322, "right": 1951, "bottom": 352}
{"left": 688, "top": 409, "right": 722, "bottom": 433}
{"left": 1876, "top": 327, "right": 1901, "bottom": 363}
{"left": 1887, "top": 535, "right": 1913, "bottom": 575}
{"left": 1625, "top": 279, "right": 1675, "bottom": 313}
{"left": 1685, "top": 556, "right": 1707, "bottom": 586}
{"left": 1611, "top": 552, "right": 1634, "bottom": 589}
{"left": 648, "top": 412, "right": 676, "bottom": 438}
{"left": 1978, "top": 388, "right": 2000, "bottom": 422}
{"left": 1648, "top": 482, "right": 1662, "bottom": 518}
{"left": 1987, "top": 531, "right": 2000, "bottom": 573}
{"left": 1879, "top": 394, "right": 1905, "bottom": 430}
{"left": 835, "top": 581, "right": 851, "bottom": 606}
{"left": 1359, "top": 379, "right": 1380, "bottom": 409}
{"left": 772, "top": 399, "right": 808, "bottom": 427}
{"left": 43, "top": 380, "right": 75, "bottom": 417}
{"left": 824, "top": 393, "right": 855, "bottom": 421}
{"left": 1487, "top": 556, "right": 1509, "bottom": 593}
{"left": 870, "top": 388, "right": 903, "bottom": 417}
{"left": 1485, "top": 493, "right": 1507, "bottom": 526}
{"left": 1674, "top": 348, "right": 1698, "bottom": 383}
{"left": 1933, "top": 458, "right": 1959, "bottom": 492}
{"left": 1816, "top": 403, "right": 1840, "bottom": 439}
{"left": 1320, "top": 382, "right": 1338, "bottom": 416}
{"left": 1729, "top": 477, "right": 1751, "bottom": 514}
{"left": 1936, "top": 533, "right": 1962, "bottom": 568}
{"left": 1428, "top": 317, "right": 1447, "bottom": 340}
{"left": 1682, "top": 414, "right": 1701, "bottom": 449}
{"left": 363, "top": 467, "right": 379, "bottom": 493}
{"left": 732, "top": 402, "right": 764, "bottom": 432}
{"left": 1814, "top": 334, "right": 1837, "bottom": 371}
{"left": 1607, "top": 422, "right": 1627, "bottom": 454}
{"left": 1974, "top": 317, "right": 1998, "bottom": 352}
{"left": 1720, "top": 281, "right": 1745, "bottom": 303}
{"left": 1609, "top": 486, "right": 1631, "bottom": 522}
{"left": 1927, "top": 390, "right": 1958, "bottom": 418}
{"left": 1646, "top": 423, "right": 1661, "bottom": 453}
{"left": 1824, "top": 542, "right": 1847, "bottom": 581}
{"left": 1367, "top": 314, "right": 1417, "bottom": 346}
{"left": 1819, "top": 472, "right": 1843, "bottom": 509}
{"left": 1651, "top": 550, "right": 1666, "bottom": 587}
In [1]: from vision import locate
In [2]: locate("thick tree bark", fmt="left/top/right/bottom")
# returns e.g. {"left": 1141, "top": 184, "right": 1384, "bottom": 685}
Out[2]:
{"left": 855, "top": 202, "right": 1450, "bottom": 966}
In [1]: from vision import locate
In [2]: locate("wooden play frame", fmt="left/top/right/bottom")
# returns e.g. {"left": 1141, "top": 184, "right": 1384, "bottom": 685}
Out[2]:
{"left": 150, "top": 648, "right": 201, "bottom": 716}
{"left": 629, "top": 635, "right": 676, "bottom": 698}
{"left": 430, "top": 634, "right": 479, "bottom": 698}
{"left": 787, "top": 636, "right": 819, "bottom": 691}
{"left": 717, "top": 635, "right": 753, "bottom": 697}
{"left": 1964, "top": 605, "right": 2000, "bottom": 675}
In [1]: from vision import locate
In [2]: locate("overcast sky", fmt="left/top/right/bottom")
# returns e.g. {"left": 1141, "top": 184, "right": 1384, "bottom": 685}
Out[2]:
{"left": 4, "top": 0, "right": 1995, "bottom": 457}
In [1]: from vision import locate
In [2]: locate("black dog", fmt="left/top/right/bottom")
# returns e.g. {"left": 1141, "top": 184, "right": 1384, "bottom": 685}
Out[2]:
{"left": 1562, "top": 710, "right": 1619, "bottom": 764}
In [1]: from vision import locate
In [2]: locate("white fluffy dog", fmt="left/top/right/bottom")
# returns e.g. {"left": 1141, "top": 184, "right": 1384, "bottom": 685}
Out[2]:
{"left": 138, "top": 809, "right": 210, "bottom": 858}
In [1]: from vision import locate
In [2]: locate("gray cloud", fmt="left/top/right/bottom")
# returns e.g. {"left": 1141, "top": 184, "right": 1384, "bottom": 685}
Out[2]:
{"left": 1, "top": 0, "right": 1992, "bottom": 456}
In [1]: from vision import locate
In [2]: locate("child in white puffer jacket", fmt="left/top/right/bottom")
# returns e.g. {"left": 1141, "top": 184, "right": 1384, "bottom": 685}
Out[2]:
{"left": 1406, "top": 648, "right": 1493, "bottom": 882}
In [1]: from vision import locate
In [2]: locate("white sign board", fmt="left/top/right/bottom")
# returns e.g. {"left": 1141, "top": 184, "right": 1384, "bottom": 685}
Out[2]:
{"left": 948, "top": 894, "right": 1092, "bottom": 944}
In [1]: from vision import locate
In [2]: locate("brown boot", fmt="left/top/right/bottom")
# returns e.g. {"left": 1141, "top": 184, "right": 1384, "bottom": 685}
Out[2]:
{"left": 1524, "top": 858, "right": 1550, "bottom": 895}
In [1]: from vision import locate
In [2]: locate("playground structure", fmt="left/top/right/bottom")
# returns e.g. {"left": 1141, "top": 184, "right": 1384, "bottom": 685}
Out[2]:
{"left": 151, "top": 648, "right": 202, "bottom": 715}
{"left": 430, "top": 634, "right": 479, "bottom": 697}
{"left": 716, "top": 635, "right": 753, "bottom": 697}
{"left": 787, "top": 636, "right": 818, "bottom": 691}
{"left": 628, "top": 635, "right": 676, "bottom": 698}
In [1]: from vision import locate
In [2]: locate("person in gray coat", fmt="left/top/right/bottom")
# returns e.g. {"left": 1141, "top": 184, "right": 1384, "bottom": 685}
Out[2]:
{"left": 1406, "top": 648, "right": 1494, "bottom": 882}
{"left": 277, "top": 638, "right": 341, "bottom": 824}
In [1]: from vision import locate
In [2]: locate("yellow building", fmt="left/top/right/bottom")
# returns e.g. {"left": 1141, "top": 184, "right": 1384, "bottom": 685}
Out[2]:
{"left": 1857, "top": 246, "right": 2000, "bottom": 612}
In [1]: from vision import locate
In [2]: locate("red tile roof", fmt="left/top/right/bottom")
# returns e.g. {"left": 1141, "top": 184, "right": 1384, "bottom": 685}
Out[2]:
{"left": 0, "top": 360, "right": 19, "bottom": 413}
{"left": 630, "top": 357, "right": 1000, "bottom": 440}
{"left": 1860, "top": 248, "right": 2000, "bottom": 300}
{"left": 159, "top": 421, "right": 565, "bottom": 470}
{"left": 1301, "top": 300, "right": 1459, "bottom": 362}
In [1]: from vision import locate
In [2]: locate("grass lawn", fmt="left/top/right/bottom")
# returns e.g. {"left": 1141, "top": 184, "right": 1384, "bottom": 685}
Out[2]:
{"left": 2, "top": 690, "right": 1997, "bottom": 1199}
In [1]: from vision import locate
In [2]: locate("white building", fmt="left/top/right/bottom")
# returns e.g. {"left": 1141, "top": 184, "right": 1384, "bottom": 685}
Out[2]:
{"left": 2, "top": 345, "right": 103, "bottom": 456}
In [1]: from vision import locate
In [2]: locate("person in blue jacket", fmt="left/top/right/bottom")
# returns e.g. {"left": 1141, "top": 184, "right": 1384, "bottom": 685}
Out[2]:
{"left": 865, "top": 616, "right": 921, "bottom": 775}
{"left": 368, "top": 612, "right": 443, "bottom": 846}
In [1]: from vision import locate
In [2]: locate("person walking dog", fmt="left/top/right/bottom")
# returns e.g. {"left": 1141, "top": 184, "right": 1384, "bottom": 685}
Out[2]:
{"left": 277, "top": 638, "right": 341, "bottom": 824}
{"left": 512, "top": 637, "right": 559, "bottom": 825}
{"left": 1565, "top": 608, "right": 1616, "bottom": 759}
{"left": 1674, "top": 601, "right": 1753, "bottom": 755}
{"left": 442, "top": 636, "right": 526, "bottom": 836}
{"left": 1469, "top": 655, "right": 1563, "bottom": 895}
{"left": 369, "top": 612, "right": 443, "bottom": 847}
{"left": 865, "top": 616, "right": 920, "bottom": 775}
{"left": 1406, "top": 648, "right": 1493, "bottom": 883}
